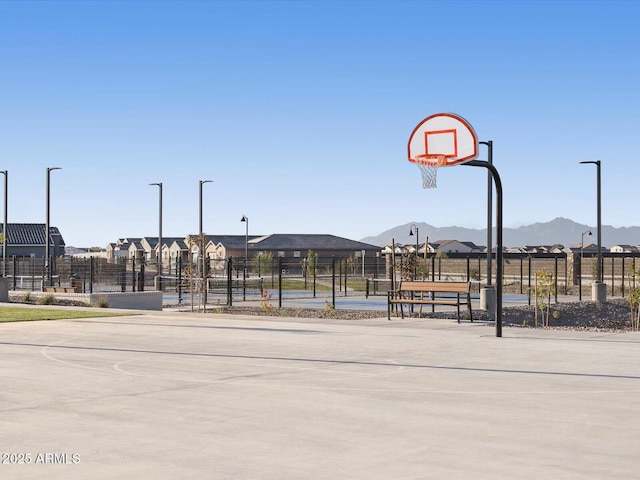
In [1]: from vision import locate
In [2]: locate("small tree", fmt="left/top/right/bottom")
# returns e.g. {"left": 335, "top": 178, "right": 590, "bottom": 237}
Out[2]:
{"left": 304, "top": 250, "right": 318, "bottom": 280}
{"left": 400, "top": 250, "right": 416, "bottom": 281}
{"left": 346, "top": 254, "right": 362, "bottom": 276}
{"left": 534, "top": 269, "right": 555, "bottom": 327}
{"left": 627, "top": 267, "right": 640, "bottom": 331}
{"left": 253, "top": 251, "right": 273, "bottom": 277}
{"left": 185, "top": 233, "right": 208, "bottom": 312}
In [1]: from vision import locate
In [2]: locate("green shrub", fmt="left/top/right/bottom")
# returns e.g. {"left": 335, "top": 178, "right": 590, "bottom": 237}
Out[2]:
{"left": 37, "top": 294, "right": 56, "bottom": 305}
{"left": 94, "top": 297, "right": 109, "bottom": 308}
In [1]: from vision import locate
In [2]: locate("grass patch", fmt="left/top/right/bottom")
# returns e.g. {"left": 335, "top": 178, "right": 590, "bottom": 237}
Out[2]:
{"left": 0, "top": 307, "right": 132, "bottom": 323}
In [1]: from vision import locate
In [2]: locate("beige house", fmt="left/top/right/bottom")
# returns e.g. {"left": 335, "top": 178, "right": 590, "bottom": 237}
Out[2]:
{"left": 610, "top": 244, "right": 639, "bottom": 253}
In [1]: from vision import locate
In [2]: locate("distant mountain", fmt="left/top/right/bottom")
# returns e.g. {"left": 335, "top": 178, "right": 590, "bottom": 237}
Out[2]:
{"left": 360, "top": 217, "right": 640, "bottom": 249}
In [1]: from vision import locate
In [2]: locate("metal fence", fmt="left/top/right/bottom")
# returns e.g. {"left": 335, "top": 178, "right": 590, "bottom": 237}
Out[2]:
{"left": 3, "top": 252, "right": 639, "bottom": 305}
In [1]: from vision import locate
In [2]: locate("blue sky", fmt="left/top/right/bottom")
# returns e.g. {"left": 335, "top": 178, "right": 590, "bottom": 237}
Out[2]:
{"left": 0, "top": 0, "right": 638, "bottom": 247}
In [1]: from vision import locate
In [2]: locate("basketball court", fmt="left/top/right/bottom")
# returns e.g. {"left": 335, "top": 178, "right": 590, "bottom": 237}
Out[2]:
{"left": 1, "top": 307, "right": 639, "bottom": 479}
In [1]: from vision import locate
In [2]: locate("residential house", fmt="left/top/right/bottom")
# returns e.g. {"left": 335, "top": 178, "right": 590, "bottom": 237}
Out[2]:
{"left": 107, "top": 233, "right": 382, "bottom": 271}
{"left": 106, "top": 238, "right": 142, "bottom": 261}
{"left": 610, "top": 245, "right": 639, "bottom": 253}
{"left": 0, "top": 223, "right": 65, "bottom": 258}
{"left": 431, "top": 240, "right": 482, "bottom": 254}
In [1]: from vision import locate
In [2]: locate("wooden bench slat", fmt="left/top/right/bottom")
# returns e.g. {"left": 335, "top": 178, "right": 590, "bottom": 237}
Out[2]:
{"left": 387, "top": 280, "right": 473, "bottom": 322}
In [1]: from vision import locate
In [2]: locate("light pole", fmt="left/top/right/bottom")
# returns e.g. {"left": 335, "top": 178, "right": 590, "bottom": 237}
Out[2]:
{"left": 579, "top": 230, "right": 592, "bottom": 301}
{"left": 0, "top": 170, "right": 6, "bottom": 277}
{"left": 149, "top": 182, "right": 163, "bottom": 290}
{"left": 45, "top": 167, "right": 61, "bottom": 286}
{"left": 240, "top": 215, "right": 248, "bottom": 300}
{"left": 199, "top": 180, "right": 212, "bottom": 235}
{"left": 580, "top": 160, "right": 604, "bottom": 301}
{"left": 409, "top": 223, "right": 419, "bottom": 279}
{"left": 199, "top": 180, "right": 212, "bottom": 278}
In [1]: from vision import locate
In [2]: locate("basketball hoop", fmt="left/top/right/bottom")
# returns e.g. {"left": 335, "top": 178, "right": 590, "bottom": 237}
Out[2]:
{"left": 414, "top": 154, "right": 447, "bottom": 189}
{"left": 407, "top": 112, "right": 479, "bottom": 189}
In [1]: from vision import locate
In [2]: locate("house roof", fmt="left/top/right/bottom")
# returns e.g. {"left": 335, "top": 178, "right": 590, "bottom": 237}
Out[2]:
{"left": 169, "top": 239, "right": 189, "bottom": 250}
{"left": 247, "top": 234, "right": 380, "bottom": 251}
{"left": 205, "top": 235, "right": 263, "bottom": 249}
{"left": 0, "top": 223, "right": 65, "bottom": 246}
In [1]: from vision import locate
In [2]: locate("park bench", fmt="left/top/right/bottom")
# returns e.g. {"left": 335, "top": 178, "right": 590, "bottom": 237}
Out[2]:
{"left": 387, "top": 281, "right": 473, "bottom": 322}
{"left": 45, "top": 286, "right": 80, "bottom": 294}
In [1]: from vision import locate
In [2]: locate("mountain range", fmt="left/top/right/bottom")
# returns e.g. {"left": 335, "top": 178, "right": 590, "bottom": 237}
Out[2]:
{"left": 360, "top": 217, "right": 640, "bottom": 249}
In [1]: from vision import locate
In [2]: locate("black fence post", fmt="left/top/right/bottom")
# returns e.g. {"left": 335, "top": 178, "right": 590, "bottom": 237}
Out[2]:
{"left": 621, "top": 257, "right": 625, "bottom": 297}
{"left": 344, "top": 257, "right": 348, "bottom": 297}
{"left": 466, "top": 256, "right": 470, "bottom": 281}
{"left": 313, "top": 262, "right": 316, "bottom": 298}
{"left": 332, "top": 256, "right": 336, "bottom": 308}
{"left": 139, "top": 261, "right": 145, "bottom": 292}
{"left": 528, "top": 256, "right": 532, "bottom": 305}
{"left": 278, "top": 257, "right": 283, "bottom": 308}
{"left": 554, "top": 257, "right": 558, "bottom": 303}
{"left": 520, "top": 257, "right": 524, "bottom": 294}
{"left": 611, "top": 256, "right": 615, "bottom": 297}
{"left": 89, "top": 257, "right": 94, "bottom": 294}
{"left": 227, "top": 257, "right": 233, "bottom": 306}
{"left": 178, "top": 256, "right": 183, "bottom": 304}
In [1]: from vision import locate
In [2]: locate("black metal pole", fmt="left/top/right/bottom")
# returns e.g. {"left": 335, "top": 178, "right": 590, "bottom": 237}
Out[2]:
{"left": 149, "top": 182, "right": 163, "bottom": 290}
{"left": 332, "top": 256, "right": 336, "bottom": 308}
{"left": 178, "top": 256, "right": 183, "bottom": 304}
{"left": 278, "top": 257, "right": 283, "bottom": 308}
{"left": 227, "top": 257, "right": 233, "bottom": 306}
{"left": 0, "top": 170, "right": 7, "bottom": 277}
{"left": 580, "top": 161, "right": 602, "bottom": 283}
{"left": 554, "top": 257, "right": 558, "bottom": 303}
{"left": 45, "top": 167, "right": 61, "bottom": 287}
{"left": 479, "top": 141, "right": 493, "bottom": 285}
{"left": 464, "top": 160, "right": 503, "bottom": 337}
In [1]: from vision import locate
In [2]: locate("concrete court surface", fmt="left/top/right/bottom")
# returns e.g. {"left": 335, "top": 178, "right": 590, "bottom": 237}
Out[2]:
{"left": 1, "top": 308, "right": 639, "bottom": 480}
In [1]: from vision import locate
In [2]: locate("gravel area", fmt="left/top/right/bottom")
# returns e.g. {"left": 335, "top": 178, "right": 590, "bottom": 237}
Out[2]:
{"left": 211, "top": 298, "right": 636, "bottom": 332}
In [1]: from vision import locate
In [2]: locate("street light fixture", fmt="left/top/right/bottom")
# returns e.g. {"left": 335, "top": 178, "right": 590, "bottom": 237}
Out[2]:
{"left": 580, "top": 160, "right": 604, "bottom": 301}
{"left": 240, "top": 215, "right": 248, "bottom": 300}
{"left": 0, "top": 170, "right": 6, "bottom": 277}
{"left": 579, "top": 230, "right": 592, "bottom": 301}
{"left": 149, "top": 182, "right": 163, "bottom": 290}
{"left": 45, "top": 167, "right": 61, "bottom": 286}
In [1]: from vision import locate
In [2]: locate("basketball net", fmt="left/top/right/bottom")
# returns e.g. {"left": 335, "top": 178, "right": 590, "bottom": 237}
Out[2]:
{"left": 415, "top": 154, "right": 447, "bottom": 189}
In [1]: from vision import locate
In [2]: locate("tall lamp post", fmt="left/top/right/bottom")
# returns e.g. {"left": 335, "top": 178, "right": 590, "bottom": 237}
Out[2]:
{"left": 580, "top": 160, "right": 604, "bottom": 301}
{"left": 199, "top": 180, "right": 213, "bottom": 235}
{"left": 45, "top": 167, "right": 61, "bottom": 286}
{"left": 199, "top": 180, "right": 212, "bottom": 277}
{"left": 149, "top": 182, "right": 163, "bottom": 291}
{"left": 409, "top": 223, "right": 419, "bottom": 279}
{"left": 0, "top": 170, "right": 6, "bottom": 277}
{"left": 579, "top": 230, "right": 592, "bottom": 301}
{"left": 240, "top": 215, "right": 248, "bottom": 300}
